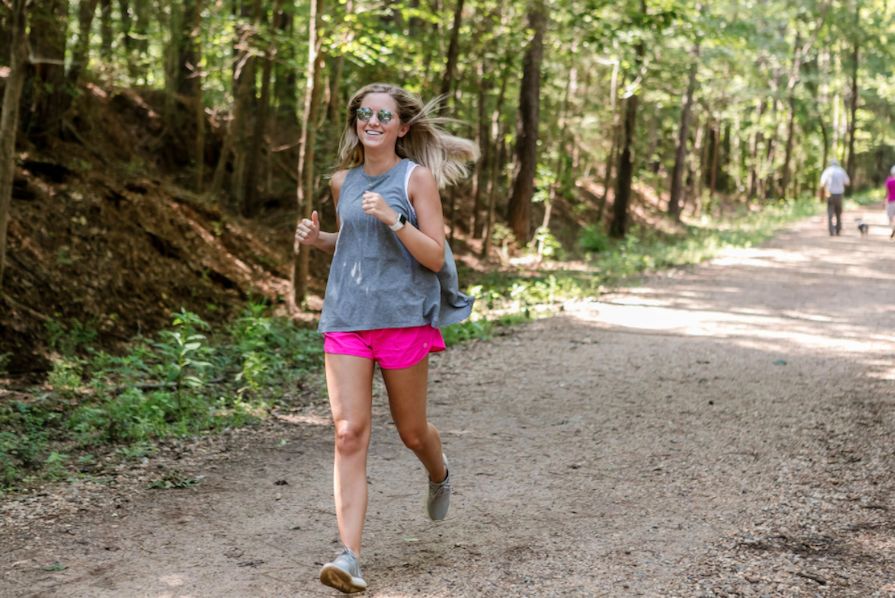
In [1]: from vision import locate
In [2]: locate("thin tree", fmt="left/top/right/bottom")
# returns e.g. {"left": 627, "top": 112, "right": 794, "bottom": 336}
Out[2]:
{"left": 482, "top": 60, "right": 510, "bottom": 259}
{"left": 471, "top": 61, "right": 492, "bottom": 238}
{"left": 292, "top": 0, "right": 327, "bottom": 309}
{"left": 845, "top": 24, "right": 859, "bottom": 193}
{"left": 668, "top": 40, "right": 699, "bottom": 220}
{"left": 0, "top": 0, "right": 29, "bottom": 292}
{"left": 439, "top": 0, "right": 466, "bottom": 102}
{"left": 609, "top": 0, "right": 647, "bottom": 239}
{"left": 244, "top": 0, "right": 284, "bottom": 216}
{"left": 506, "top": 0, "right": 547, "bottom": 245}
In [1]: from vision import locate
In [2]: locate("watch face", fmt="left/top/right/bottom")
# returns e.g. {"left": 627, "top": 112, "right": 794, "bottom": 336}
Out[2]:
{"left": 400, "top": 214, "right": 407, "bottom": 225}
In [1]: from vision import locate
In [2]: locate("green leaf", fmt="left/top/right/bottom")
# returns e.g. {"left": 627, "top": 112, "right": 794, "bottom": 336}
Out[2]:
{"left": 42, "top": 563, "right": 67, "bottom": 571}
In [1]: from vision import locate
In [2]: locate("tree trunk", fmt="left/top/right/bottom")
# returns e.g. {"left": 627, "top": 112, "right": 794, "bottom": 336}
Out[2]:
{"left": 210, "top": 25, "right": 253, "bottom": 202}
{"left": 243, "top": 0, "right": 283, "bottom": 217}
{"left": 273, "top": 7, "right": 298, "bottom": 128}
{"left": 846, "top": 38, "right": 858, "bottom": 194}
{"left": 118, "top": 0, "right": 132, "bottom": 50}
{"left": 327, "top": 54, "right": 345, "bottom": 129}
{"left": 134, "top": 0, "right": 150, "bottom": 58}
{"left": 600, "top": 61, "right": 620, "bottom": 208}
{"left": 0, "top": 0, "right": 29, "bottom": 292}
{"left": 29, "top": 0, "right": 68, "bottom": 142}
{"left": 68, "top": 0, "right": 100, "bottom": 90}
{"left": 291, "top": 0, "right": 327, "bottom": 309}
{"left": 732, "top": 112, "right": 742, "bottom": 197}
{"left": 609, "top": 3, "right": 646, "bottom": 240}
{"left": 439, "top": 0, "right": 465, "bottom": 102}
{"left": 668, "top": 41, "right": 699, "bottom": 220}
{"left": 748, "top": 99, "right": 765, "bottom": 201}
{"left": 709, "top": 118, "right": 720, "bottom": 202}
{"left": 780, "top": 33, "right": 802, "bottom": 200}
{"left": 610, "top": 40, "right": 644, "bottom": 239}
{"left": 177, "top": 0, "right": 201, "bottom": 97}
{"left": 471, "top": 61, "right": 491, "bottom": 238}
{"left": 482, "top": 61, "right": 509, "bottom": 259}
{"left": 100, "top": 0, "right": 113, "bottom": 61}
{"left": 193, "top": 0, "right": 205, "bottom": 192}
{"left": 505, "top": 0, "right": 547, "bottom": 245}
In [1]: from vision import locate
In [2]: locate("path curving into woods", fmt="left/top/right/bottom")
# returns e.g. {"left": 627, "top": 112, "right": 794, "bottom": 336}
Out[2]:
{"left": 3, "top": 207, "right": 895, "bottom": 597}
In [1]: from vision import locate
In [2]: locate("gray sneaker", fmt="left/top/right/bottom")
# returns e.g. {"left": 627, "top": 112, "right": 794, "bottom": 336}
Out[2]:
{"left": 426, "top": 453, "right": 451, "bottom": 521}
{"left": 319, "top": 547, "right": 367, "bottom": 593}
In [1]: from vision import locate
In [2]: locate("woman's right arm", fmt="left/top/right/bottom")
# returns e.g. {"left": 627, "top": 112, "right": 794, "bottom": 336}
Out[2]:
{"left": 296, "top": 170, "right": 347, "bottom": 255}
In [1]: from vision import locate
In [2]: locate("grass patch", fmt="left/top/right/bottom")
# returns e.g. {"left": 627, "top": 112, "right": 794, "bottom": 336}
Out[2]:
{"left": 445, "top": 196, "right": 823, "bottom": 339}
{"left": 0, "top": 304, "right": 324, "bottom": 491}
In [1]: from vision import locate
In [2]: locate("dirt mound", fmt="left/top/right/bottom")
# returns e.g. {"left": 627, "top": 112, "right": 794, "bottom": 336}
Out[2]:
{"left": 1, "top": 87, "right": 308, "bottom": 376}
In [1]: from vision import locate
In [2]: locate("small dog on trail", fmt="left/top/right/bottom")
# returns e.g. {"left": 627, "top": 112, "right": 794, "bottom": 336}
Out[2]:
{"left": 857, "top": 219, "right": 869, "bottom": 237}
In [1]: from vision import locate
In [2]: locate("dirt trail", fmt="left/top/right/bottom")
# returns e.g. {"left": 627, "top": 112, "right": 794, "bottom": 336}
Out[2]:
{"left": 4, "top": 209, "right": 895, "bottom": 597}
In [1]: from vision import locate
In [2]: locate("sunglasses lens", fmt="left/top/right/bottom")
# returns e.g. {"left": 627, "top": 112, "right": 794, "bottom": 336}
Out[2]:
{"left": 356, "top": 107, "right": 373, "bottom": 121}
{"left": 378, "top": 110, "right": 393, "bottom": 124}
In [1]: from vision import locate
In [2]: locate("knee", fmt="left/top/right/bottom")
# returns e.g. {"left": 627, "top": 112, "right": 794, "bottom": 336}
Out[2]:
{"left": 334, "top": 420, "right": 369, "bottom": 456}
{"left": 397, "top": 424, "right": 429, "bottom": 453}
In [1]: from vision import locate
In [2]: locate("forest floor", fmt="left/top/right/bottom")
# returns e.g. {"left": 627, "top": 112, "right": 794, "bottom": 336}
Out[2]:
{"left": 2, "top": 206, "right": 895, "bottom": 598}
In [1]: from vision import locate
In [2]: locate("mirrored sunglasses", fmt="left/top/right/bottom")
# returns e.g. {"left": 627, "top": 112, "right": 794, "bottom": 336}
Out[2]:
{"left": 356, "top": 107, "right": 394, "bottom": 125}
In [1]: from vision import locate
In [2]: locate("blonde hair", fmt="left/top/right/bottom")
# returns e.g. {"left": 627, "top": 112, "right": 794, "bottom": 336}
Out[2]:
{"left": 335, "top": 83, "right": 480, "bottom": 188}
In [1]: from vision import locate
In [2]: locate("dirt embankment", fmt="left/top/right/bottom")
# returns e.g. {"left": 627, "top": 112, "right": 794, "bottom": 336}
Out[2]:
{"left": 1, "top": 87, "right": 321, "bottom": 375}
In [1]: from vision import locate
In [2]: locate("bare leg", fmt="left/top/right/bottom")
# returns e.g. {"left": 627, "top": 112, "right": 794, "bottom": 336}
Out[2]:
{"left": 326, "top": 354, "right": 375, "bottom": 556}
{"left": 381, "top": 356, "right": 447, "bottom": 483}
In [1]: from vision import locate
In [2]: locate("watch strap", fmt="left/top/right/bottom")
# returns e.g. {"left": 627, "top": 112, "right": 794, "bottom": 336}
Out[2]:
{"left": 389, "top": 214, "right": 407, "bottom": 231}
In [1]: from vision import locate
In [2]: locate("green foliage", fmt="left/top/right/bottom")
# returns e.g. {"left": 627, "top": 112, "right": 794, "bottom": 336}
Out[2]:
{"left": 47, "top": 358, "right": 84, "bottom": 398}
{"left": 45, "top": 317, "right": 97, "bottom": 356}
{"left": 153, "top": 310, "right": 212, "bottom": 411}
{"left": 578, "top": 225, "right": 612, "bottom": 253}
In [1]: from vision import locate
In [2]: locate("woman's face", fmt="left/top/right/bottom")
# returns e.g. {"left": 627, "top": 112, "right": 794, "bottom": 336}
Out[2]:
{"left": 355, "top": 93, "right": 410, "bottom": 153}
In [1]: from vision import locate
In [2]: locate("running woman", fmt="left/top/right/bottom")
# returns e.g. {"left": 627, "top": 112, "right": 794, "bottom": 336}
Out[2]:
{"left": 294, "top": 83, "right": 478, "bottom": 593}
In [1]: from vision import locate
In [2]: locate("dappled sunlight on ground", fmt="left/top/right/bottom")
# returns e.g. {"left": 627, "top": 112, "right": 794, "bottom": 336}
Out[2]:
{"left": 567, "top": 209, "right": 895, "bottom": 377}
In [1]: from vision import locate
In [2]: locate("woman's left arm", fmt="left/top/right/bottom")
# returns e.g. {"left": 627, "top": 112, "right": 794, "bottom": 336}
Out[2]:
{"left": 361, "top": 167, "right": 446, "bottom": 272}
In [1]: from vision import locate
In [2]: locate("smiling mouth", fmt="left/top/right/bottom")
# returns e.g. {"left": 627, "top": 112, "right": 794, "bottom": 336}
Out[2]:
{"left": 364, "top": 130, "right": 383, "bottom": 137}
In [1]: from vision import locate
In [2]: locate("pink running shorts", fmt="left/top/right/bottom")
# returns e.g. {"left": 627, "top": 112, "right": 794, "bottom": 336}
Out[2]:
{"left": 323, "top": 324, "right": 446, "bottom": 370}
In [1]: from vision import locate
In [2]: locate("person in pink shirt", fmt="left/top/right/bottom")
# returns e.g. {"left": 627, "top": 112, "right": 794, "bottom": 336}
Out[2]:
{"left": 886, "top": 166, "right": 895, "bottom": 237}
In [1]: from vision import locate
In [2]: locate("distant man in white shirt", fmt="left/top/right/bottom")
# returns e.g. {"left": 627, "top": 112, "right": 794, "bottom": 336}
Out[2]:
{"left": 819, "top": 159, "right": 850, "bottom": 236}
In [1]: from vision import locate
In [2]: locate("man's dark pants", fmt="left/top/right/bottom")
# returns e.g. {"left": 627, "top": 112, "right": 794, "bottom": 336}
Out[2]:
{"left": 827, "top": 194, "right": 843, "bottom": 235}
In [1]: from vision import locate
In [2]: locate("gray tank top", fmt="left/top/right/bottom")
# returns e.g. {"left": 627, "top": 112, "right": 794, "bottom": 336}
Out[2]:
{"left": 318, "top": 158, "right": 475, "bottom": 333}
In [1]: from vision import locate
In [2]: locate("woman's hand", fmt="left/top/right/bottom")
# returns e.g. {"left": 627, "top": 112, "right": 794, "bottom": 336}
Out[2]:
{"left": 362, "top": 191, "right": 399, "bottom": 226}
{"left": 295, "top": 211, "right": 320, "bottom": 245}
